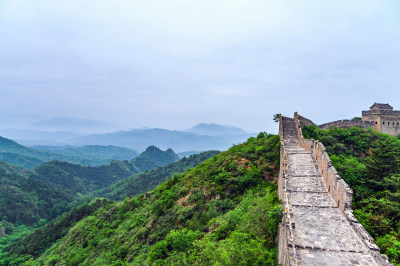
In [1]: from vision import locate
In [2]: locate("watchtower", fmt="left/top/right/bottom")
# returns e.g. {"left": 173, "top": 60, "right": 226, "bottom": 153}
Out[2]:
{"left": 362, "top": 103, "right": 400, "bottom": 136}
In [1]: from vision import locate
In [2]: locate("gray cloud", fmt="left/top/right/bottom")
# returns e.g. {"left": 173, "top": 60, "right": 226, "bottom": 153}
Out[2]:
{"left": 0, "top": 0, "right": 400, "bottom": 132}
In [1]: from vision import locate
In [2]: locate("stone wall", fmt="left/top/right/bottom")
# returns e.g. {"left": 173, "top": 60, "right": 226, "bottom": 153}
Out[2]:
{"left": 319, "top": 119, "right": 375, "bottom": 130}
{"left": 278, "top": 115, "right": 300, "bottom": 265}
{"left": 291, "top": 113, "right": 391, "bottom": 264}
{"left": 295, "top": 113, "right": 353, "bottom": 212}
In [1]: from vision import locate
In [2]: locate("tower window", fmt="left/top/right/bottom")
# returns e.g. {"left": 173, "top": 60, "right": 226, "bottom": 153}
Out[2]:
{"left": 375, "top": 122, "right": 378, "bottom": 124}
{"left": 383, "top": 122, "right": 385, "bottom": 125}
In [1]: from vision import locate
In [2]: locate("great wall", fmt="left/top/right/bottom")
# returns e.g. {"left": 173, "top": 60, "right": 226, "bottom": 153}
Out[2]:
{"left": 278, "top": 112, "right": 393, "bottom": 265}
{"left": 319, "top": 103, "right": 400, "bottom": 136}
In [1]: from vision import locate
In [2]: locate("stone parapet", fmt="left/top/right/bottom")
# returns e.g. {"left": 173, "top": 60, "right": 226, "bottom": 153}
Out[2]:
{"left": 319, "top": 120, "right": 375, "bottom": 130}
{"left": 290, "top": 112, "right": 392, "bottom": 265}
{"left": 363, "top": 110, "right": 400, "bottom": 116}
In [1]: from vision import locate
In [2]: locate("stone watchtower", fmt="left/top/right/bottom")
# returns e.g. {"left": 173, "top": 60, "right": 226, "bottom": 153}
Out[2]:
{"left": 362, "top": 103, "right": 400, "bottom": 136}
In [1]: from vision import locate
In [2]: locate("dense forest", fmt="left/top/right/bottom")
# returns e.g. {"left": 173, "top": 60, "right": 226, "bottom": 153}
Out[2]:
{"left": 0, "top": 147, "right": 219, "bottom": 265}
{"left": 0, "top": 136, "right": 139, "bottom": 169}
{"left": 1, "top": 133, "right": 281, "bottom": 265}
{"left": 0, "top": 146, "right": 180, "bottom": 227}
{"left": 302, "top": 125, "right": 400, "bottom": 264}
{"left": 98, "top": 150, "right": 220, "bottom": 200}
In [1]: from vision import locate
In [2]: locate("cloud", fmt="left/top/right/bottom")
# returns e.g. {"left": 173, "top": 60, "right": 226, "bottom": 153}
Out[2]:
{"left": 0, "top": 0, "right": 399, "bottom": 132}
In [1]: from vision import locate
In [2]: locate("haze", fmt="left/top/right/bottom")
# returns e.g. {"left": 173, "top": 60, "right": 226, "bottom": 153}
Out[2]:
{"left": 1, "top": 0, "right": 399, "bottom": 133}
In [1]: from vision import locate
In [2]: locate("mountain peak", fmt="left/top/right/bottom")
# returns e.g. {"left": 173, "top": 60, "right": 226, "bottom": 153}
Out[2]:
{"left": 144, "top": 145, "right": 163, "bottom": 153}
{"left": 132, "top": 146, "right": 179, "bottom": 171}
{"left": 186, "top": 123, "right": 247, "bottom": 136}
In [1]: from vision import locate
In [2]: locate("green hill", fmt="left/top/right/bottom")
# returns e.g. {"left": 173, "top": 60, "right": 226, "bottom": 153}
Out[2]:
{"left": 0, "top": 136, "right": 140, "bottom": 169}
{"left": 0, "top": 146, "right": 179, "bottom": 227}
{"left": 2, "top": 133, "right": 281, "bottom": 265}
{"left": 33, "top": 146, "right": 180, "bottom": 193}
{"left": 302, "top": 125, "right": 400, "bottom": 264}
{"left": 0, "top": 161, "right": 76, "bottom": 225}
{"left": 98, "top": 150, "right": 220, "bottom": 200}
{"left": 33, "top": 145, "right": 139, "bottom": 166}
{"left": 0, "top": 136, "right": 48, "bottom": 168}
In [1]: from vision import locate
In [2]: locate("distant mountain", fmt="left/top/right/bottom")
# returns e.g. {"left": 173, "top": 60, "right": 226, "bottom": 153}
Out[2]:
{"left": 177, "top": 150, "right": 205, "bottom": 158}
{"left": 34, "top": 145, "right": 139, "bottom": 165}
{"left": 98, "top": 150, "right": 220, "bottom": 200}
{"left": 130, "top": 145, "right": 180, "bottom": 172}
{"left": 0, "top": 136, "right": 48, "bottom": 168}
{"left": 33, "top": 146, "right": 179, "bottom": 193}
{"left": 76, "top": 128, "right": 252, "bottom": 152}
{"left": 29, "top": 117, "right": 115, "bottom": 133}
{"left": 0, "top": 136, "right": 139, "bottom": 168}
{"left": 1, "top": 123, "right": 255, "bottom": 154}
{"left": 0, "top": 128, "right": 79, "bottom": 146}
{"left": 186, "top": 123, "right": 248, "bottom": 136}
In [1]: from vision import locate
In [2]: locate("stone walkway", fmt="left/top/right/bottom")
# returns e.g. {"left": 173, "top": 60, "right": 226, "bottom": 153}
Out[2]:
{"left": 281, "top": 118, "right": 378, "bottom": 265}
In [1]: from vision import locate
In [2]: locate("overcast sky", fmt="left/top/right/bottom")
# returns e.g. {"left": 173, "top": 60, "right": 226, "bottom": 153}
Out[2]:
{"left": 1, "top": 0, "right": 400, "bottom": 132}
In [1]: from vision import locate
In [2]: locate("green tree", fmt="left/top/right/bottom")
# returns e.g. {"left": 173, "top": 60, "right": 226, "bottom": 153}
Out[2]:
{"left": 273, "top": 113, "right": 281, "bottom": 123}
{"left": 365, "top": 139, "right": 400, "bottom": 184}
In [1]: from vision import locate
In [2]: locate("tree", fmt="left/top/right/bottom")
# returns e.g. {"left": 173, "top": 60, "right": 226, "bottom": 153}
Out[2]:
{"left": 273, "top": 114, "right": 281, "bottom": 123}
{"left": 365, "top": 139, "right": 400, "bottom": 185}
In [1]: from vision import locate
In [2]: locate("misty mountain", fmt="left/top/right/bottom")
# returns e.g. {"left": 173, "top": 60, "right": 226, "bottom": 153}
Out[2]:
{"left": 34, "top": 145, "right": 139, "bottom": 163}
{"left": 0, "top": 136, "right": 139, "bottom": 169}
{"left": 29, "top": 117, "right": 115, "bottom": 133}
{"left": 0, "top": 128, "right": 79, "bottom": 146}
{"left": 76, "top": 128, "right": 252, "bottom": 152}
{"left": 0, "top": 136, "right": 49, "bottom": 169}
{"left": 1, "top": 123, "right": 255, "bottom": 153}
{"left": 34, "top": 146, "right": 179, "bottom": 193}
{"left": 186, "top": 123, "right": 248, "bottom": 136}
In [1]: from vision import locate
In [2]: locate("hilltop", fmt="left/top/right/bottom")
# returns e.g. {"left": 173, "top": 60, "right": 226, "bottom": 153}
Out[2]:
{"left": 186, "top": 123, "right": 248, "bottom": 136}
{"left": 34, "top": 146, "right": 179, "bottom": 193}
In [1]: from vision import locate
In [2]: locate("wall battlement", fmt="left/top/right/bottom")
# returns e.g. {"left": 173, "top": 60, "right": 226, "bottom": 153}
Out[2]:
{"left": 320, "top": 103, "right": 400, "bottom": 136}
{"left": 319, "top": 120, "right": 375, "bottom": 130}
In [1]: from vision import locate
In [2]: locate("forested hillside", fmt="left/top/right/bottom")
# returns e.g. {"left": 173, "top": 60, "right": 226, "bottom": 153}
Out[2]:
{"left": 33, "top": 146, "right": 179, "bottom": 193}
{"left": 0, "top": 136, "right": 49, "bottom": 169}
{"left": 0, "top": 161, "right": 76, "bottom": 225}
{"left": 0, "top": 136, "right": 139, "bottom": 168}
{"left": 33, "top": 145, "right": 139, "bottom": 166}
{"left": 98, "top": 150, "right": 220, "bottom": 200}
{"left": 303, "top": 125, "right": 400, "bottom": 264}
{"left": 2, "top": 133, "right": 281, "bottom": 265}
{"left": 0, "top": 146, "right": 179, "bottom": 229}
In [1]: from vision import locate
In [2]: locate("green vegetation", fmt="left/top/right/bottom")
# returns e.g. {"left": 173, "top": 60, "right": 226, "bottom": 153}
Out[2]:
{"left": 3, "top": 133, "right": 281, "bottom": 265}
{"left": 0, "top": 136, "right": 49, "bottom": 169}
{"left": 273, "top": 114, "right": 281, "bottom": 123}
{"left": 1, "top": 198, "right": 113, "bottom": 264}
{"left": 302, "top": 125, "right": 400, "bottom": 264}
{"left": 34, "top": 145, "right": 139, "bottom": 166}
{"left": 0, "top": 161, "right": 76, "bottom": 225}
{"left": 98, "top": 150, "right": 220, "bottom": 200}
{"left": 34, "top": 145, "right": 179, "bottom": 193}
{"left": 0, "top": 145, "right": 179, "bottom": 228}
{"left": 0, "top": 136, "right": 140, "bottom": 169}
